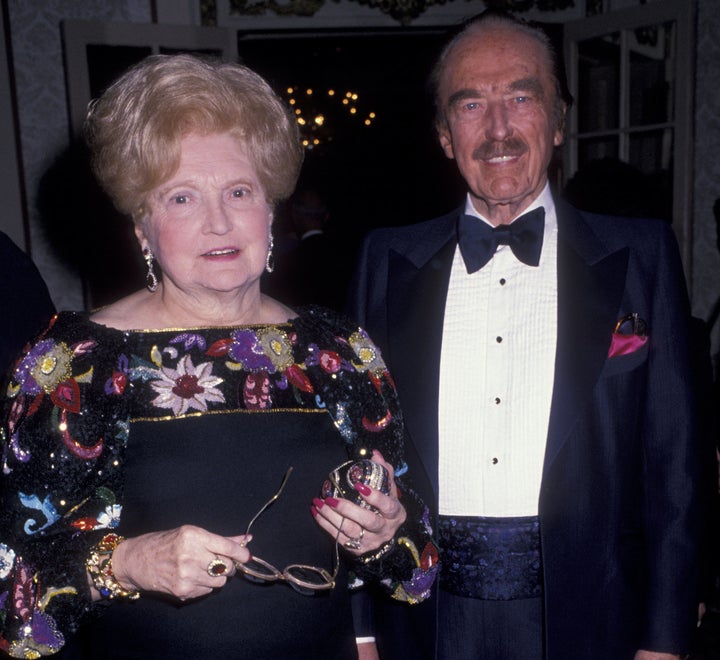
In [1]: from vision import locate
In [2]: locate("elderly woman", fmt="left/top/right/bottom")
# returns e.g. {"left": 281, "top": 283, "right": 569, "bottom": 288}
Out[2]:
{"left": 0, "top": 55, "right": 436, "bottom": 659}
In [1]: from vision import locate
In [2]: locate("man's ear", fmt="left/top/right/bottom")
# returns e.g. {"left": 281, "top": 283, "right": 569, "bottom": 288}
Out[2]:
{"left": 554, "top": 102, "right": 568, "bottom": 147}
{"left": 438, "top": 128, "right": 455, "bottom": 160}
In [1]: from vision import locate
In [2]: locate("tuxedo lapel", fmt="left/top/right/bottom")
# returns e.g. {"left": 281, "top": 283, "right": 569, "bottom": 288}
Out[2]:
{"left": 385, "top": 214, "right": 457, "bottom": 498}
{"left": 543, "top": 204, "right": 629, "bottom": 475}
{"left": 378, "top": 204, "right": 629, "bottom": 491}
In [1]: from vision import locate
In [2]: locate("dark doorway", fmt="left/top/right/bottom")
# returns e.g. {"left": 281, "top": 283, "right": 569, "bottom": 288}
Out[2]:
{"left": 237, "top": 30, "right": 464, "bottom": 252}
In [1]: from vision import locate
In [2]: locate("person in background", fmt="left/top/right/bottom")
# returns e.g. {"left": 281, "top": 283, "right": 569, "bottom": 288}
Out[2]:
{"left": 0, "top": 54, "right": 436, "bottom": 659}
{"left": 264, "top": 186, "right": 351, "bottom": 311}
{"left": 348, "top": 10, "right": 701, "bottom": 660}
{"left": 0, "top": 231, "right": 54, "bottom": 376}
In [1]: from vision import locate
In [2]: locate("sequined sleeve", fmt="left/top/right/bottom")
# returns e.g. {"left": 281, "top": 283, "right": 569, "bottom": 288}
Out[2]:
{"left": 0, "top": 308, "right": 438, "bottom": 657}
{"left": 0, "top": 315, "right": 126, "bottom": 657}
{"left": 295, "top": 307, "right": 439, "bottom": 604}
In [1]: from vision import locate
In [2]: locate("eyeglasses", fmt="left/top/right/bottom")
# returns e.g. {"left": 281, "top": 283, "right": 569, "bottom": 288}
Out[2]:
{"left": 235, "top": 467, "right": 341, "bottom": 595}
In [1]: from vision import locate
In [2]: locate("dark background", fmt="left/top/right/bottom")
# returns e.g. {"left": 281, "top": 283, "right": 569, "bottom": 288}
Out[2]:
{"left": 237, "top": 30, "right": 464, "bottom": 248}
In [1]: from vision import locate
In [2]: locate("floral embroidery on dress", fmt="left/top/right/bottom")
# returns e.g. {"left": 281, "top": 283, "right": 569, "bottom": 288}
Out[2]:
{"left": 0, "top": 543, "right": 15, "bottom": 579}
{"left": 226, "top": 328, "right": 276, "bottom": 372}
{"left": 255, "top": 327, "right": 295, "bottom": 371}
{"left": 104, "top": 355, "right": 129, "bottom": 396}
{"left": 0, "top": 308, "right": 438, "bottom": 656}
{"left": 169, "top": 332, "right": 207, "bottom": 352}
{"left": 348, "top": 329, "right": 387, "bottom": 376}
{"left": 15, "top": 340, "right": 74, "bottom": 395}
{"left": 148, "top": 354, "right": 225, "bottom": 417}
{"left": 3, "top": 557, "right": 72, "bottom": 658}
{"left": 6, "top": 336, "right": 100, "bottom": 465}
{"left": 71, "top": 503, "right": 122, "bottom": 532}
{"left": 19, "top": 493, "right": 61, "bottom": 535}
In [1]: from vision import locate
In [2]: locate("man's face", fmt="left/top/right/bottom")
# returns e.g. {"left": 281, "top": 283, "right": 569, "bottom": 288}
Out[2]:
{"left": 437, "top": 25, "right": 565, "bottom": 223}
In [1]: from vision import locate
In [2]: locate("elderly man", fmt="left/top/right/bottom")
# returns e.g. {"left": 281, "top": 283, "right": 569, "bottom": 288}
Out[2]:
{"left": 348, "top": 10, "right": 701, "bottom": 660}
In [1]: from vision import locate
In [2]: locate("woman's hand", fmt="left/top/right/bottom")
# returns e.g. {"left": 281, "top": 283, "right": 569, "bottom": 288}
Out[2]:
{"left": 312, "top": 450, "right": 407, "bottom": 556}
{"left": 105, "top": 525, "right": 252, "bottom": 601}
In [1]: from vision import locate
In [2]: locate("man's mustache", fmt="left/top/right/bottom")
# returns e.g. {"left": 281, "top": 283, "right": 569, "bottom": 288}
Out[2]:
{"left": 472, "top": 138, "right": 528, "bottom": 161}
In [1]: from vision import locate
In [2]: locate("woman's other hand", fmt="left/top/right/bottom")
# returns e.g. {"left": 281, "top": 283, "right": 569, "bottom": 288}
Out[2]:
{"left": 104, "top": 526, "right": 252, "bottom": 601}
{"left": 312, "top": 450, "right": 407, "bottom": 556}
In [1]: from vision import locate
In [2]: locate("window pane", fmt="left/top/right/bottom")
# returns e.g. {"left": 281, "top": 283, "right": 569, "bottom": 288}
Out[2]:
{"left": 577, "top": 33, "right": 620, "bottom": 132}
{"left": 629, "top": 128, "right": 673, "bottom": 221}
{"left": 578, "top": 135, "right": 619, "bottom": 168}
{"left": 629, "top": 127, "right": 673, "bottom": 174}
{"left": 629, "top": 21, "right": 675, "bottom": 125}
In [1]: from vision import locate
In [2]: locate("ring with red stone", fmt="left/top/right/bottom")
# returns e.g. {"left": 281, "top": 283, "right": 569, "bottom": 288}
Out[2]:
{"left": 207, "top": 558, "right": 230, "bottom": 577}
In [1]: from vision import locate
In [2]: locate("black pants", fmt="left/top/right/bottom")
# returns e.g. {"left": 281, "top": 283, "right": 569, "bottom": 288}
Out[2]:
{"left": 437, "top": 589, "right": 543, "bottom": 660}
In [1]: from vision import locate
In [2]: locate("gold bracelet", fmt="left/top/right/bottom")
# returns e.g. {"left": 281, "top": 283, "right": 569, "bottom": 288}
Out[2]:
{"left": 358, "top": 537, "right": 396, "bottom": 564}
{"left": 86, "top": 533, "right": 140, "bottom": 601}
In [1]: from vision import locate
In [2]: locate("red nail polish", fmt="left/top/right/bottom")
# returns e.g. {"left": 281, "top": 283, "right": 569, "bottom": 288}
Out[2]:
{"left": 310, "top": 506, "right": 318, "bottom": 518}
{"left": 312, "top": 497, "right": 324, "bottom": 509}
{"left": 354, "top": 481, "right": 372, "bottom": 496}
{"left": 325, "top": 496, "right": 340, "bottom": 507}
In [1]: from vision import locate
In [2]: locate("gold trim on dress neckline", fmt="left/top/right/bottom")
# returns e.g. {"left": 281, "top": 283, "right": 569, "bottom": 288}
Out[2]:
{"left": 129, "top": 407, "right": 328, "bottom": 423}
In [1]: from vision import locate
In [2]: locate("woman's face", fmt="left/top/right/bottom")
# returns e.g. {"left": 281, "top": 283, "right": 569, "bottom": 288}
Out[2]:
{"left": 137, "top": 132, "right": 272, "bottom": 301}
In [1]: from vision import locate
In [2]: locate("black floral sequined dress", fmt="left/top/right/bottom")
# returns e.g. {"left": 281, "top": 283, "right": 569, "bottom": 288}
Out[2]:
{"left": 0, "top": 307, "right": 437, "bottom": 659}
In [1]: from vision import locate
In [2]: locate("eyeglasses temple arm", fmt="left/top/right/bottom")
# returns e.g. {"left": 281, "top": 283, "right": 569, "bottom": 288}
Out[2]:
{"left": 244, "top": 466, "right": 294, "bottom": 537}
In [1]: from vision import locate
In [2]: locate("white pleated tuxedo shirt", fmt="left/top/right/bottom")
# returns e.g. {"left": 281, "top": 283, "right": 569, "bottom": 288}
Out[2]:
{"left": 438, "top": 184, "right": 558, "bottom": 517}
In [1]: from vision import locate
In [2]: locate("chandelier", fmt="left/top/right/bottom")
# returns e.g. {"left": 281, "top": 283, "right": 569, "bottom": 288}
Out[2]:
{"left": 285, "top": 85, "right": 378, "bottom": 149}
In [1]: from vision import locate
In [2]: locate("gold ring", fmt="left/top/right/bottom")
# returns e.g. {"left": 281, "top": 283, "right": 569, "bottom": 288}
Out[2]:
{"left": 207, "top": 558, "right": 230, "bottom": 577}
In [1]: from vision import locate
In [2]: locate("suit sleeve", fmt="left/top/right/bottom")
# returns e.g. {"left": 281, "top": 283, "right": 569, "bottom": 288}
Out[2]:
{"left": 639, "top": 221, "right": 703, "bottom": 650}
{"left": 346, "top": 243, "right": 369, "bottom": 329}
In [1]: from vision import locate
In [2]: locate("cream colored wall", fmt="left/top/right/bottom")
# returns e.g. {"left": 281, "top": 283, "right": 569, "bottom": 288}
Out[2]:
{"left": 4, "top": 0, "right": 151, "bottom": 312}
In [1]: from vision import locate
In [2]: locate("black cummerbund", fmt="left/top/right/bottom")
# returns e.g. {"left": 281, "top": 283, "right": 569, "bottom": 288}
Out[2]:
{"left": 438, "top": 515, "right": 542, "bottom": 601}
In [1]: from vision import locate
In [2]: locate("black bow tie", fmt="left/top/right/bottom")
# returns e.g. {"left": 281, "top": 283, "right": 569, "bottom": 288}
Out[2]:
{"left": 457, "top": 206, "right": 545, "bottom": 273}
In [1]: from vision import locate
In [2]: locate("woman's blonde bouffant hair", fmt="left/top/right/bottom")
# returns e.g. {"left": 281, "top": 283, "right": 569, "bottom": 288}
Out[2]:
{"left": 84, "top": 54, "right": 304, "bottom": 221}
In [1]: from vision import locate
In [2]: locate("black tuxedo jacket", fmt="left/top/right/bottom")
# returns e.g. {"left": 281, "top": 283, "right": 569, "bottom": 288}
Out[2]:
{"left": 0, "top": 232, "right": 54, "bottom": 376}
{"left": 347, "top": 201, "right": 702, "bottom": 659}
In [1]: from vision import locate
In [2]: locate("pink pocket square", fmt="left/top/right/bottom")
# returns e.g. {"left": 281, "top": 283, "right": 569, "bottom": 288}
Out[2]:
{"left": 608, "top": 313, "right": 648, "bottom": 357}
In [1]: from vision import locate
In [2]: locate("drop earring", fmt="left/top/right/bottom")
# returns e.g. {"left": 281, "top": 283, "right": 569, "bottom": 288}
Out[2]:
{"left": 143, "top": 247, "right": 159, "bottom": 292}
{"left": 265, "top": 234, "right": 275, "bottom": 274}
